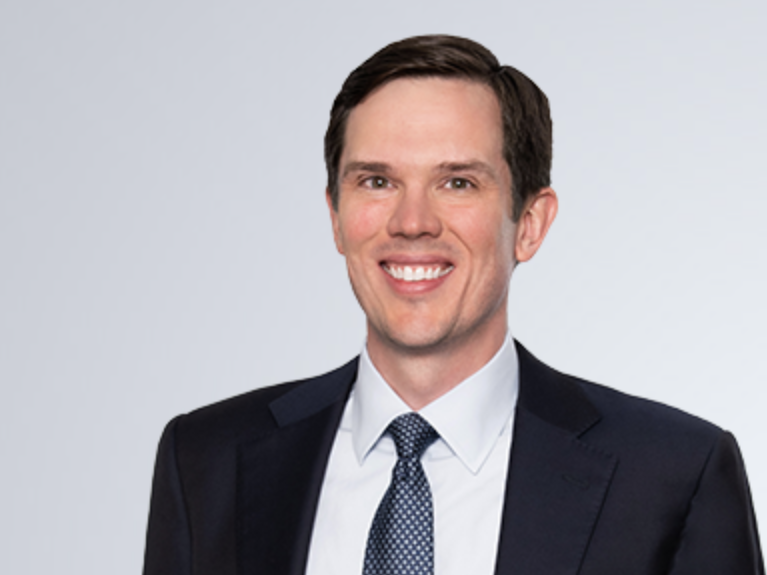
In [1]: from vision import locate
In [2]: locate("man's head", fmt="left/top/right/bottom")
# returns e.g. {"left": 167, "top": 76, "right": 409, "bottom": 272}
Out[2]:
{"left": 325, "top": 34, "right": 552, "bottom": 222}
{"left": 325, "top": 35, "right": 557, "bottom": 377}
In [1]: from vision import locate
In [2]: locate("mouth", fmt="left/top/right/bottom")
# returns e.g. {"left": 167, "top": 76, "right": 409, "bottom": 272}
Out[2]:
{"left": 381, "top": 262, "right": 454, "bottom": 282}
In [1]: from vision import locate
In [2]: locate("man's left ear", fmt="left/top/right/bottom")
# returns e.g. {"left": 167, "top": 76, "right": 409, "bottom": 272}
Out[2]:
{"left": 515, "top": 187, "right": 558, "bottom": 263}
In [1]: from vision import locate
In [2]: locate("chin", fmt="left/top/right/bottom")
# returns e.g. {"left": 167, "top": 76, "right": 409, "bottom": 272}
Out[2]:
{"left": 375, "top": 320, "right": 456, "bottom": 354}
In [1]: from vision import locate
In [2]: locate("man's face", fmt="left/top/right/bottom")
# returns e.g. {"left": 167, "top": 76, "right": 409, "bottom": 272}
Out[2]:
{"left": 329, "top": 77, "right": 517, "bottom": 354}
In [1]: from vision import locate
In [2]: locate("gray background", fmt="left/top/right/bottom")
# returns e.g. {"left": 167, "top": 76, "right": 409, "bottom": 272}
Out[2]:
{"left": 1, "top": 0, "right": 765, "bottom": 572}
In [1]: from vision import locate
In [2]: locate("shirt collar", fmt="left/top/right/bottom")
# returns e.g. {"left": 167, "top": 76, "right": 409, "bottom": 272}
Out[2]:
{"left": 350, "top": 333, "right": 519, "bottom": 474}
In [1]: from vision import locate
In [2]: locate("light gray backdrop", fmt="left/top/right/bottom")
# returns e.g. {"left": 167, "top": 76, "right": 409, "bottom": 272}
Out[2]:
{"left": 1, "top": 1, "right": 765, "bottom": 572}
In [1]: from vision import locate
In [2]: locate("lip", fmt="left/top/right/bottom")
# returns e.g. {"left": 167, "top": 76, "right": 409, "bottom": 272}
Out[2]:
{"left": 379, "top": 256, "right": 454, "bottom": 295}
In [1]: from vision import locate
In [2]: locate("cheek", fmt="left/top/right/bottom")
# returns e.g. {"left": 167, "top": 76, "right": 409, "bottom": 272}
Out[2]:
{"left": 338, "top": 201, "right": 388, "bottom": 247}
{"left": 453, "top": 209, "right": 516, "bottom": 260}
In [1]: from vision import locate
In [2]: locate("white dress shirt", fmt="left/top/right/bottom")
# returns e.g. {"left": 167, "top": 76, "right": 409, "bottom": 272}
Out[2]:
{"left": 305, "top": 334, "right": 519, "bottom": 575}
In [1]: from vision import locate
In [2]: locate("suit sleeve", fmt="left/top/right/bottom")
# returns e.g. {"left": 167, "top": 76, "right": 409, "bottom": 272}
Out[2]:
{"left": 143, "top": 416, "right": 193, "bottom": 575}
{"left": 668, "top": 431, "right": 764, "bottom": 575}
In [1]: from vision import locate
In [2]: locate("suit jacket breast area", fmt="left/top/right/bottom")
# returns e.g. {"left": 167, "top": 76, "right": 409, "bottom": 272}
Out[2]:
{"left": 143, "top": 342, "right": 764, "bottom": 575}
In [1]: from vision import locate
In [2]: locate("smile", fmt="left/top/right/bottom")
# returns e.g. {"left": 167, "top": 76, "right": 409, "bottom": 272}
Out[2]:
{"left": 382, "top": 263, "right": 454, "bottom": 282}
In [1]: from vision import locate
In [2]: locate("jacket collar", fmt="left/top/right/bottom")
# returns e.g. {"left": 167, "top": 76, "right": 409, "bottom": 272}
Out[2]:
{"left": 514, "top": 340, "right": 602, "bottom": 436}
{"left": 264, "top": 340, "right": 603, "bottom": 435}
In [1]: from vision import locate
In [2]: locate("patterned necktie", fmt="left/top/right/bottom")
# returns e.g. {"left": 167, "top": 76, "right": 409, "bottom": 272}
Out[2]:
{"left": 363, "top": 412, "right": 440, "bottom": 575}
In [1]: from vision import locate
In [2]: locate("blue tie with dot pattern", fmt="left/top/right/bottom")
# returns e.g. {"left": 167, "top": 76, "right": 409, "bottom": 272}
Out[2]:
{"left": 363, "top": 412, "right": 440, "bottom": 575}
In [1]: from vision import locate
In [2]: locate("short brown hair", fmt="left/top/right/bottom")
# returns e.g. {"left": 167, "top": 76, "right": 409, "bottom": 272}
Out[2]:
{"left": 324, "top": 34, "right": 552, "bottom": 221}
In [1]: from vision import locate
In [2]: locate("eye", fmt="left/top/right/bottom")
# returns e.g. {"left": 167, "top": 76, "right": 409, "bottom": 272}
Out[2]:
{"left": 363, "top": 176, "right": 390, "bottom": 189}
{"left": 446, "top": 177, "right": 473, "bottom": 190}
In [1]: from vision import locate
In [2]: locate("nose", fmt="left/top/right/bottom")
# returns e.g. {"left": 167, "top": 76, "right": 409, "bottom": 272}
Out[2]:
{"left": 386, "top": 186, "right": 443, "bottom": 239}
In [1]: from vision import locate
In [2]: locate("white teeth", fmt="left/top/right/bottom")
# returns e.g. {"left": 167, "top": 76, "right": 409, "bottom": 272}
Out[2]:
{"left": 384, "top": 264, "right": 454, "bottom": 282}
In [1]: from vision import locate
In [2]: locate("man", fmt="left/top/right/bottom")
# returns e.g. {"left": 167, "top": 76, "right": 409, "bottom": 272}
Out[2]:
{"left": 143, "top": 35, "right": 763, "bottom": 575}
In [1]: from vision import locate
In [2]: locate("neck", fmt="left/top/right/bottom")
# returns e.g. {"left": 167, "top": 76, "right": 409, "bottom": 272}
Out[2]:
{"left": 365, "top": 316, "right": 508, "bottom": 411}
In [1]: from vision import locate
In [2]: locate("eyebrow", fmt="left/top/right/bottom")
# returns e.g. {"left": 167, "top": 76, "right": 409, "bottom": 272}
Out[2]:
{"left": 341, "top": 161, "right": 393, "bottom": 179}
{"left": 436, "top": 161, "right": 498, "bottom": 179}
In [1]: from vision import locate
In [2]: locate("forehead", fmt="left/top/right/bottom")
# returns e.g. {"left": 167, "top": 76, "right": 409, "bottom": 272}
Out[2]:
{"left": 341, "top": 77, "right": 504, "bottom": 167}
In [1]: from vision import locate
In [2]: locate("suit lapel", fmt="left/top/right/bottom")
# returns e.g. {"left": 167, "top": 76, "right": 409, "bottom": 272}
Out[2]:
{"left": 494, "top": 343, "right": 618, "bottom": 575}
{"left": 237, "top": 360, "right": 357, "bottom": 575}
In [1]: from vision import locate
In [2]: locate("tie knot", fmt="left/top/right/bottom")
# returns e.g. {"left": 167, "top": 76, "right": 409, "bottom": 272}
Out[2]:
{"left": 387, "top": 413, "right": 439, "bottom": 461}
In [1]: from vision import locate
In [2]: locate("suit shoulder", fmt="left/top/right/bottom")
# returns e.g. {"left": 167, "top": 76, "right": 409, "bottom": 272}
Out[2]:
{"left": 578, "top": 376, "right": 720, "bottom": 434}
{"left": 171, "top": 358, "right": 357, "bottom": 448}
{"left": 515, "top": 341, "right": 724, "bottom": 460}
{"left": 571, "top": 375, "right": 724, "bottom": 462}
{"left": 515, "top": 341, "right": 721, "bottom": 446}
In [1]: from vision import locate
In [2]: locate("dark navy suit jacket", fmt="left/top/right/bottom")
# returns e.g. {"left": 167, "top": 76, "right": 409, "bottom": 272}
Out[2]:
{"left": 143, "top": 342, "right": 764, "bottom": 574}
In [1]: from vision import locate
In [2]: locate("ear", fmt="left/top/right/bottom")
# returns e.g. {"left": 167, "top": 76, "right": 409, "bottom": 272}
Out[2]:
{"left": 515, "top": 187, "right": 558, "bottom": 263}
{"left": 326, "top": 188, "right": 345, "bottom": 255}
